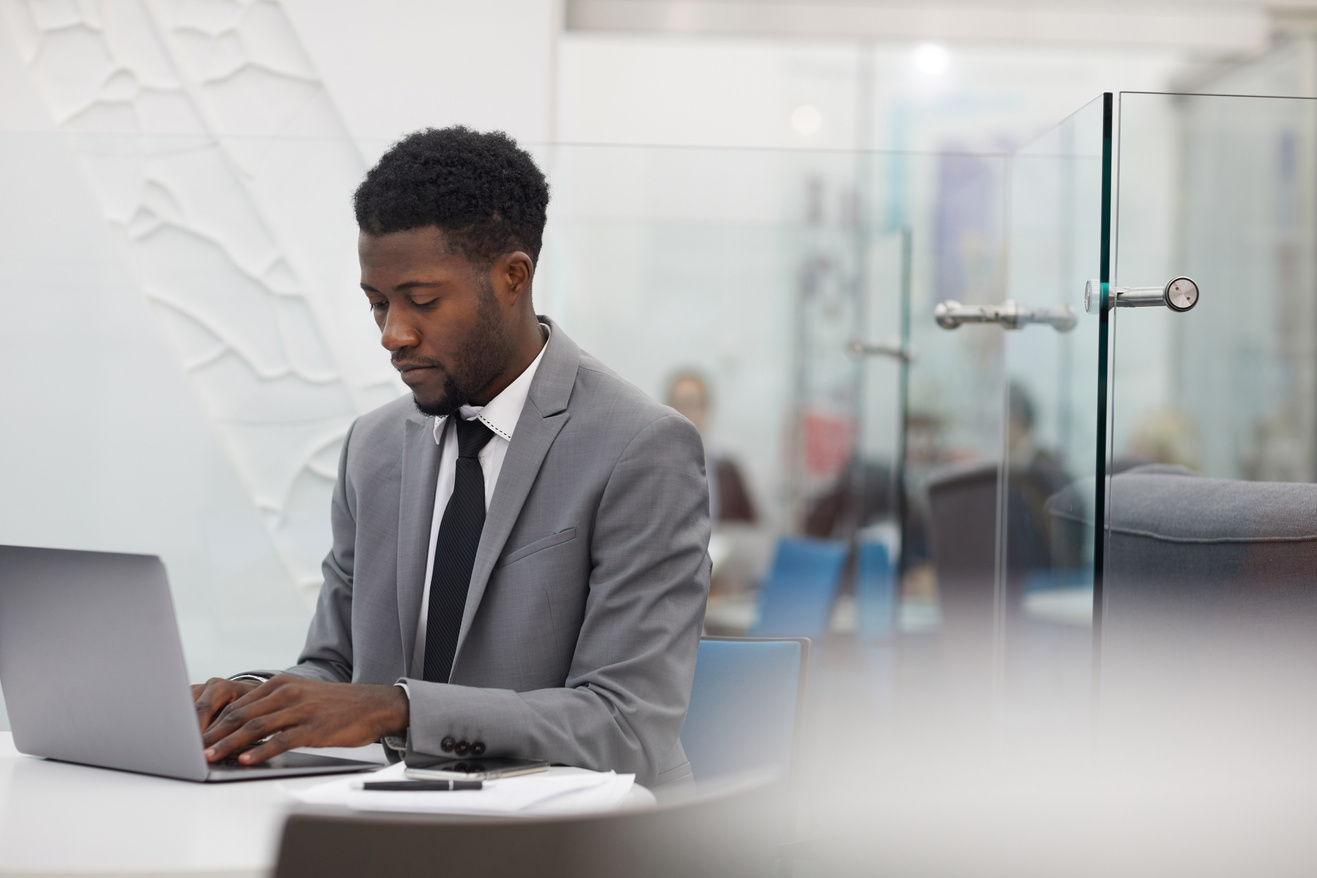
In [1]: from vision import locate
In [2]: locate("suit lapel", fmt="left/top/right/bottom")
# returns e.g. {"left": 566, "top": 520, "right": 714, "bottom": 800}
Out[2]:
{"left": 453, "top": 320, "right": 579, "bottom": 665}
{"left": 398, "top": 413, "right": 443, "bottom": 669}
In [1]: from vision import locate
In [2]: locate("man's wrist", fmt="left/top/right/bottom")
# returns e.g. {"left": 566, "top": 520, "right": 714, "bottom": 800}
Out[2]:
{"left": 381, "top": 682, "right": 410, "bottom": 739}
{"left": 381, "top": 682, "right": 411, "bottom": 755}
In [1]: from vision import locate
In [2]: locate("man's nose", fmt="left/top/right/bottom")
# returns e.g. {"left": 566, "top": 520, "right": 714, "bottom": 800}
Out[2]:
{"left": 380, "top": 311, "right": 419, "bottom": 352}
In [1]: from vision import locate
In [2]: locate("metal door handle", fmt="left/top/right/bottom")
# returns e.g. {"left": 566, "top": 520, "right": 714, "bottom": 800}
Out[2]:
{"left": 848, "top": 338, "right": 914, "bottom": 362}
{"left": 934, "top": 300, "right": 1077, "bottom": 332}
{"left": 1084, "top": 277, "right": 1199, "bottom": 314}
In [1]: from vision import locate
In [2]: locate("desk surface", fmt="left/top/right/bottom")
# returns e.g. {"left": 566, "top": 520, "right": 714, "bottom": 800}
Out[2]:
{"left": 0, "top": 731, "right": 386, "bottom": 878}
{"left": 0, "top": 732, "right": 651, "bottom": 878}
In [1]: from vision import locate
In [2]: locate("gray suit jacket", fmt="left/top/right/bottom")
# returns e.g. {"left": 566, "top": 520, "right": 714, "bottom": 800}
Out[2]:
{"left": 279, "top": 320, "right": 710, "bottom": 788}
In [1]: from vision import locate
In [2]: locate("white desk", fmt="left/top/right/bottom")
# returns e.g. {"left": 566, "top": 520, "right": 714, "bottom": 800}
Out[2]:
{"left": 0, "top": 732, "right": 386, "bottom": 878}
{"left": 0, "top": 732, "right": 652, "bottom": 878}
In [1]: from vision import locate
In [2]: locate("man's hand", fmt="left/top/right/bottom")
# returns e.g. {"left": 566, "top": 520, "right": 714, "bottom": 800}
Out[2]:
{"left": 192, "top": 677, "right": 260, "bottom": 733}
{"left": 197, "top": 676, "right": 409, "bottom": 765}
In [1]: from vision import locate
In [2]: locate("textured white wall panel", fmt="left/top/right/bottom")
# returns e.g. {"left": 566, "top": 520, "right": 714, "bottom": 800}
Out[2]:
{"left": 0, "top": 0, "right": 388, "bottom": 606}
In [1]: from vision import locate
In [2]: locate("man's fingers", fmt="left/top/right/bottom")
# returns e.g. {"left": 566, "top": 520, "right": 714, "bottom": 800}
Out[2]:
{"left": 205, "top": 713, "right": 302, "bottom": 764}
{"left": 194, "top": 677, "right": 264, "bottom": 736}
{"left": 205, "top": 680, "right": 292, "bottom": 744}
{"left": 198, "top": 678, "right": 406, "bottom": 761}
{"left": 202, "top": 712, "right": 268, "bottom": 762}
{"left": 202, "top": 681, "right": 306, "bottom": 758}
{"left": 193, "top": 677, "right": 244, "bottom": 733}
{"left": 232, "top": 729, "right": 300, "bottom": 765}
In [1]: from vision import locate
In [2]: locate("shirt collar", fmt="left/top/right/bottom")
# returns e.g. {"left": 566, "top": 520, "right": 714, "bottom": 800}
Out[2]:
{"left": 432, "top": 324, "right": 551, "bottom": 445}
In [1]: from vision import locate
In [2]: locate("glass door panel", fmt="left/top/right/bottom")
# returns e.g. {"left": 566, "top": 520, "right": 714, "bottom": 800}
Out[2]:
{"left": 1104, "top": 91, "right": 1317, "bottom": 752}
{"left": 900, "top": 151, "right": 1011, "bottom": 631}
{"left": 995, "top": 95, "right": 1110, "bottom": 724}
{"left": 544, "top": 144, "right": 917, "bottom": 647}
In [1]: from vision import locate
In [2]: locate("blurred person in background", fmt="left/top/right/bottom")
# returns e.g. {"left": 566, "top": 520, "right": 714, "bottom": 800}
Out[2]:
{"left": 1006, "top": 380, "right": 1070, "bottom": 499}
{"left": 667, "top": 371, "right": 758, "bottom": 524}
{"left": 667, "top": 370, "right": 769, "bottom": 604}
{"left": 1125, "top": 408, "right": 1203, "bottom": 473}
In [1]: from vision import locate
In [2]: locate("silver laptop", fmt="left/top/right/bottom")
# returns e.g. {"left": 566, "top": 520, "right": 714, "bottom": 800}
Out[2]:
{"left": 0, "top": 544, "right": 379, "bottom": 782}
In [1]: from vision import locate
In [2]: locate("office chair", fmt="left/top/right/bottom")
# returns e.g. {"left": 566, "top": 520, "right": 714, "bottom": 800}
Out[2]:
{"left": 1047, "top": 464, "right": 1317, "bottom": 623}
{"left": 925, "top": 460, "right": 1060, "bottom": 624}
{"left": 1050, "top": 464, "right": 1317, "bottom": 652}
{"left": 679, "top": 636, "right": 812, "bottom": 786}
{"left": 273, "top": 773, "right": 781, "bottom": 878}
{"left": 854, "top": 541, "right": 896, "bottom": 644}
{"left": 852, "top": 541, "right": 897, "bottom": 707}
{"left": 749, "top": 537, "right": 848, "bottom": 639}
{"left": 1050, "top": 465, "right": 1317, "bottom": 759}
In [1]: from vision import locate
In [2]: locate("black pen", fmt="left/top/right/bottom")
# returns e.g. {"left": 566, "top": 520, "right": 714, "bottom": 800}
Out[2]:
{"left": 362, "top": 780, "right": 483, "bottom": 791}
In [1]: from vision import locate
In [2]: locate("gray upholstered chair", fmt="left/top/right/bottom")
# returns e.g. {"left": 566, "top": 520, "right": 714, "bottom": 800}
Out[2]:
{"left": 1049, "top": 465, "right": 1317, "bottom": 691}
{"left": 1048, "top": 464, "right": 1317, "bottom": 752}
{"left": 1047, "top": 464, "right": 1317, "bottom": 618}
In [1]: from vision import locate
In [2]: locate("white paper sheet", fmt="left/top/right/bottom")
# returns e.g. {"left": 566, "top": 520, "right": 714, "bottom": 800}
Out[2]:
{"left": 288, "top": 762, "right": 636, "bottom": 816}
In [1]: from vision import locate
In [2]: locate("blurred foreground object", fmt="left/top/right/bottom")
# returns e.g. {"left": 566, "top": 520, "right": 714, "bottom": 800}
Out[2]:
{"left": 274, "top": 774, "right": 782, "bottom": 878}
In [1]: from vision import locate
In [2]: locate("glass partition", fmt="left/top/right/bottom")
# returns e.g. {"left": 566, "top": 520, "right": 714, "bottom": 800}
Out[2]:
{"left": 887, "top": 97, "right": 1112, "bottom": 727}
{"left": 898, "top": 150, "right": 1012, "bottom": 641}
{"left": 545, "top": 143, "right": 1013, "bottom": 665}
{"left": 1102, "top": 93, "right": 1317, "bottom": 748}
{"left": 995, "top": 96, "right": 1110, "bottom": 722}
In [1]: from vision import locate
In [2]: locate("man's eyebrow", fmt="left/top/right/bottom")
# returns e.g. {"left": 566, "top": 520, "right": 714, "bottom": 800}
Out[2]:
{"left": 360, "top": 281, "right": 445, "bottom": 293}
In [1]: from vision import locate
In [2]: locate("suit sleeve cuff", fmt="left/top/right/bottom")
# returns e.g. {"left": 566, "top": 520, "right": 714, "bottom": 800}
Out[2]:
{"left": 382, "top": 680, "right": 411, "bottom": 756}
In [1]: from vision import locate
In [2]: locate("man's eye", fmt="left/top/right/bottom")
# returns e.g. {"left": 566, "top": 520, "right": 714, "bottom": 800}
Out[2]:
{"left": 368, "top": 301, "right": 387, "bottom": 312}
{"left": 413, "top": 299, "right": 438, "bottom": 309}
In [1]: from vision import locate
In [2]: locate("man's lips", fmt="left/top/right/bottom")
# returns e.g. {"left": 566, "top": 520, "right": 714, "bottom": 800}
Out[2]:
{"left": 394, "top": 362, "right": 440, "bottom": 385}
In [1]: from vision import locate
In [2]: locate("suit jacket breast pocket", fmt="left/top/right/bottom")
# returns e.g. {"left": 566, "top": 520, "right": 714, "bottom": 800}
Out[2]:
{"left": 496, "top": 527, "right": 577, "bottom": 569}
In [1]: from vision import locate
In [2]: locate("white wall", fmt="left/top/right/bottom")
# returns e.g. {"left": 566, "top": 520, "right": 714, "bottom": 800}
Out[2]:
{"left": 281, "top": 0, "right": 559, "bottom": 148}
{"left": 0, "top": 0, "right": 558, "bottom": 731}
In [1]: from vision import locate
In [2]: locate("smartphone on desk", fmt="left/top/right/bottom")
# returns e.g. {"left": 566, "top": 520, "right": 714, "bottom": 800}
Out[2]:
{"left": 404, "top": 753, "right": 550, "bottom": 781}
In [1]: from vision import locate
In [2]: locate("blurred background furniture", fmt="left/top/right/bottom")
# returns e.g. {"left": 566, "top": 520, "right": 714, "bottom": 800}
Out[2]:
{"left": 1048, "top": 464, "right": 1317, "bottom": 640}
{"left": 854, "top": 542, "right": 896, "bottom": 645}
{"left": 925, "top": 460, "right": 1064, "bottom": 623}
{"left": 749, "top": 538, "right": 849, "bottom": 639}
{"left": 1048, "top": 465, "right": 1317, "bottom": 759}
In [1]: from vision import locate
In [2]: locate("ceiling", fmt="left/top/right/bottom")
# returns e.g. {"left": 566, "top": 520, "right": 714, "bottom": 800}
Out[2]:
{"left": 566, "top": 0, "right": 1317, "bottom": 55}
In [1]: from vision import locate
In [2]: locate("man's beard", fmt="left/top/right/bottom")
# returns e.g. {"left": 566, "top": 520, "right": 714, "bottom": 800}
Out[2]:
{"left": 411, "top": 279, "right": 511, "bottom": 419}
{"left": 413, "top": 370, "right": 469, "bottom": 419}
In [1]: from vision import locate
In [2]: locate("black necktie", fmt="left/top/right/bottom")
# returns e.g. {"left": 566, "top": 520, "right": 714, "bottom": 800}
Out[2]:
{"left": 423, "top": 417, "right": 495, "bottom": 683}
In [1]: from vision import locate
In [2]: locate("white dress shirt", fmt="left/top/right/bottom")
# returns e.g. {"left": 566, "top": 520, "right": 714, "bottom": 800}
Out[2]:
{"left": 409, "top": 326, "right": 550, "bottom": 677}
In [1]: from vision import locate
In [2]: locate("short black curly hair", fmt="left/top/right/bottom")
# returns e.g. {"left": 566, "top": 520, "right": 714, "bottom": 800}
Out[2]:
{"left": 354, "top": 126, "right": 549, "bottom": 267}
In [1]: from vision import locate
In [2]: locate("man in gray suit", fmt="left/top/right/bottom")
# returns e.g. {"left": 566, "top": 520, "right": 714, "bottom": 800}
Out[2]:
{"left": 193, "top": 127, "right": 710, "bottom": 788}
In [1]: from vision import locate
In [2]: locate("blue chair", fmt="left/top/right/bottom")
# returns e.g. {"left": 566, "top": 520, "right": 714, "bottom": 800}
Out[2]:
{"left": 853, "top": 541, "right": 898, "bottom": 709}
{"left": 749, "top": 537, "right": 848, "bottom": 639}
{"left": 679, "top": 637, "right": 811, "bottom": 785}
{"left": 855, "top": 541, "right": 896, "bottom": 643}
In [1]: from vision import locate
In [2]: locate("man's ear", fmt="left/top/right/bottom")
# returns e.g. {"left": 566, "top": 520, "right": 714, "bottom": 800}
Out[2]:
{"left": 495, "top": 252, "right": 535, "bottom": 307}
